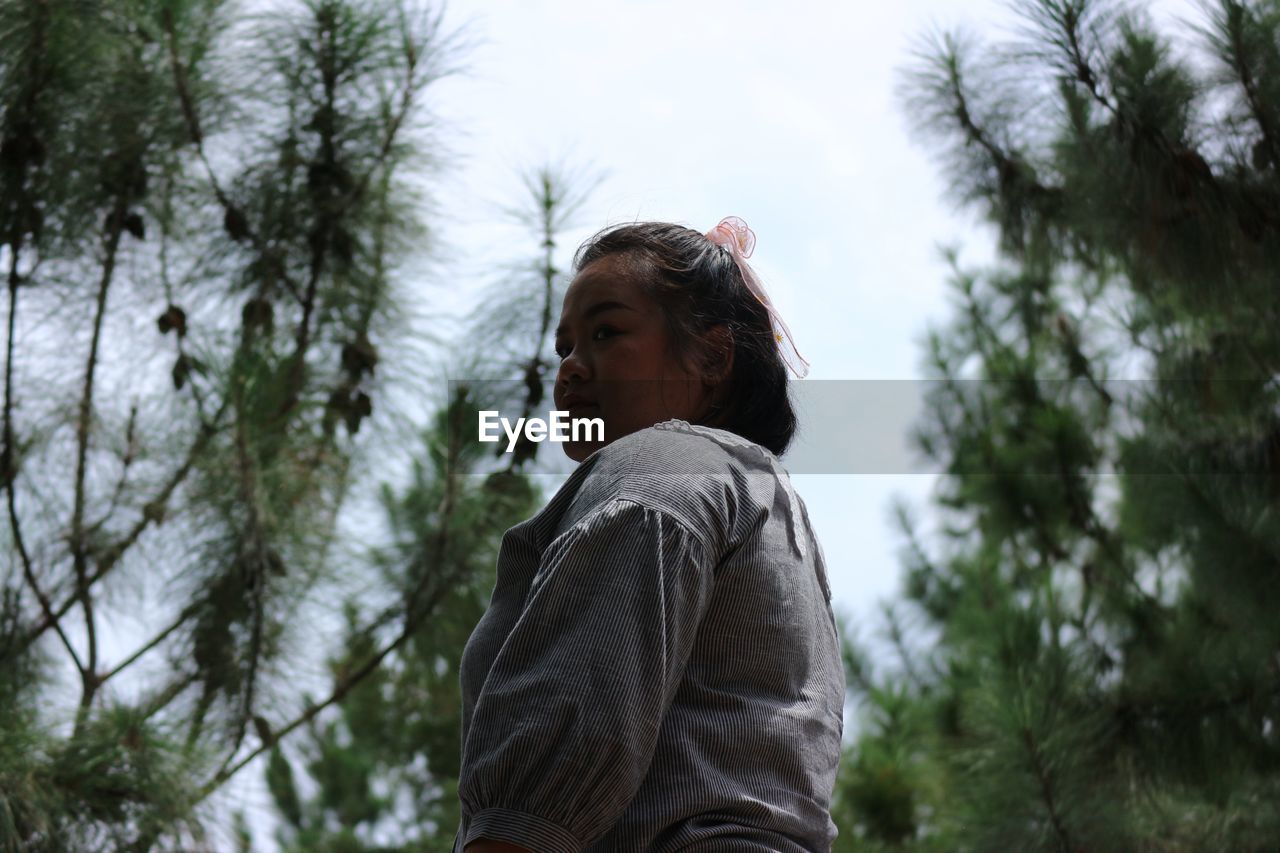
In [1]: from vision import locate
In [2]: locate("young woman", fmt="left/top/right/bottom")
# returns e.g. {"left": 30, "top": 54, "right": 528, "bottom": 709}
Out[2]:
{"left": 453, "top": 218, "right": 845, "bottom": 852}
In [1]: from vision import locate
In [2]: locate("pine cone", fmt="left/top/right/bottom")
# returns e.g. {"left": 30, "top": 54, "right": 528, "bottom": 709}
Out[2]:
{"left": 157, "top": 304, "right": 187, "bottom": 337}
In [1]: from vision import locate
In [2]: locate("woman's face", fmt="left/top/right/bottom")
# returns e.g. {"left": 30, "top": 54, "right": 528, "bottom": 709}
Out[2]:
{"left": 552, "top": 254, "right": 715, "bottom": 462}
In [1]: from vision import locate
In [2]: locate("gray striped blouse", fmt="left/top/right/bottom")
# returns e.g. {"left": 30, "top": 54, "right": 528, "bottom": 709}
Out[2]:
{"left": 453, "top": 419, "right": 845, "bottom": 851}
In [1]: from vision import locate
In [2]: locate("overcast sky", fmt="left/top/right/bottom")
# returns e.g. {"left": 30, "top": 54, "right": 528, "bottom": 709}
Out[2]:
{"left": 420, "top": 0, "right": 1202, "bottom": 624}
{"left": 426, "top": 0, "right": 1014, "bottom": 628}
{"left": 224, "top": 0, "right": 1204, "bottom": 845}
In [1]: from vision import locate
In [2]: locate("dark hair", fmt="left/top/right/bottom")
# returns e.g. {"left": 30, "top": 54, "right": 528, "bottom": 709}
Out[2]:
{"left": 572, "top": 221, "right": 798, "bottom": 456}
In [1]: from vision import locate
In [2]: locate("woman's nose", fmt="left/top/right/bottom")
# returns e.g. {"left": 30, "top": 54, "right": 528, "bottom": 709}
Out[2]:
{"left": 555, "top": 349, "right": 589, "bottom": 389}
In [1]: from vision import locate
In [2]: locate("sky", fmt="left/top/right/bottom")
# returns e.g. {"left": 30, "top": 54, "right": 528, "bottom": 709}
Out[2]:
{"left": 218, "top": 0, "right": 1206, "bottom": 845}
{"left": 426, "top": 0, "right": 1013, "bottom": 625}
{"left": 420, "top": 0, "right": 1202, "bottom": 632}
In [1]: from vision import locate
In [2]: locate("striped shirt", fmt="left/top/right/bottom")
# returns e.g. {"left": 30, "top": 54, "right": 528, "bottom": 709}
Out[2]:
{"left": 453, "top": 419, "right": 845, "bottom": 851}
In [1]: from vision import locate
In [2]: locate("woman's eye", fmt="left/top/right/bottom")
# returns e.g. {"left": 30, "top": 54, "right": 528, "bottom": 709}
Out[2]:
{"left": 554, "top": 326, "right": 616, "bottom": 358}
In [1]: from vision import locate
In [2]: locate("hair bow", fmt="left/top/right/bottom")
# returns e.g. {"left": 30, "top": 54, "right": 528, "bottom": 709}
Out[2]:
{"left": 704, "top": 216, "right": 810, "bottom": 378}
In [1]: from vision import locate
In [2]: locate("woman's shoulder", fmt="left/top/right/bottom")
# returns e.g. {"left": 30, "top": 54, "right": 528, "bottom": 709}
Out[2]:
{"left": 558, "top": 419, "right": 789, "bottom": 552}
{"left": 590, "top": 417, "right": 778, "bottom": 489}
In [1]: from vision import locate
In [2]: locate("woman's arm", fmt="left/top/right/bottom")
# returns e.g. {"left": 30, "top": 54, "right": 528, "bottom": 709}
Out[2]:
{"left": 455, "top": 498, "right": 713, "bottom": 850}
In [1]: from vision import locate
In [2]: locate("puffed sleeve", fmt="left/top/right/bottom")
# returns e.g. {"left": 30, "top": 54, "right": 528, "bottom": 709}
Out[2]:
{"left": 458, "top": 497, "right": 713, "bottom": 851}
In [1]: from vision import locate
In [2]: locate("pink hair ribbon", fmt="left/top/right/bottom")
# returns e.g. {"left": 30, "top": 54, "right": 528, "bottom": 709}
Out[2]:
{"left": 704, "top": 216, "right": 810, "bottom": 378}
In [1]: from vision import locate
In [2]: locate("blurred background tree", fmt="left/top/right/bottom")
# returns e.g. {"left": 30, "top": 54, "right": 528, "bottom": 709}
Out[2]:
{"left": 833, "top": 0, "right": 1280, "bottom": 849}
{"left": 259, "top": 165, "right": 601, "bottom": 851}
{"left": 0, "top": 0, "right": 529, "bottom": 848}
{"left": 259, "top": 389, "right": 542, "bottom": 852}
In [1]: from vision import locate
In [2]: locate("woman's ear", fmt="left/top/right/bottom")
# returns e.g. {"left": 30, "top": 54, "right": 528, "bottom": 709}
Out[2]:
{"left": 699, "top": 324, "right": 735, "bottom": 385}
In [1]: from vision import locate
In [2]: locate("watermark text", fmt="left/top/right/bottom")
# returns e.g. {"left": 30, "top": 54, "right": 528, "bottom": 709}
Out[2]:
{"left": 478, "top": 410, "right": 604, "bottom": 453}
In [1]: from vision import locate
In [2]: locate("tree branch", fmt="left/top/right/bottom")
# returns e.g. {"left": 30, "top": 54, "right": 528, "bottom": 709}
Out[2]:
{"left": 141, "top": 671, "right": 200, "bottom": 722}
{"left": 191, "top": 554, "right": 468, "bottom": 806}
{"left": 72, "top": 202, "right": 127, "bottom": 715}
{"left": 1223, "top": 1, "right": 1280, "bottom": 173}
{"left": 17, "top": 402, "right": 226, "bottom": 653}
{"left": 1020, "top": 724, "right": 1075, "bottom": 852}
{"left": 85, "top": 403, "right": 139, "bottom": 539}
{"left": 341, "top": 25, "right": 423, "bottom": 217}
{"left": 213, "top": 396, "right": 271, "bottom": 778}
{"left": 1059, "top": 1, "right": 1119, "bottom": 120}
{"left": 161, "top": 6, "right": 302, "bottom": 305}
{"left": 193, "top": 406, "right": 470, "bottom": 805}
{"left": 4, "top": 242, "right": 83, "bottom": 673}
{"left": 99, "top": 600, "right": 202, "bottom": 688}
{"left": 274, "top": 13, "right": 341, "bottom": 421}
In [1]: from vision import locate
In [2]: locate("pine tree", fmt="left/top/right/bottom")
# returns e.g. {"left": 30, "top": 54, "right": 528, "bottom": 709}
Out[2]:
{"left": 260, "top": 163, "right": 604, "bottom": 851}
{"left": 262, "top": 388, "right": 543, "bottom": 852}
{"left": 834, "top": 0, "right": 1280, "bottom": 849}
{"left": 0, "top": 0, "right": 469, "bottom": 847}
{"left": 465, "top": 160, "right": 605, "bottom": 469}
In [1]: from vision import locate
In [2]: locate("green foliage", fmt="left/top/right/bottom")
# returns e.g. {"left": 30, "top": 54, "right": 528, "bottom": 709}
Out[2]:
{"left": 266, "top": 389, "right": 542, "bottom": 851}
{"left": 0, "top": 701, "right": 209, "bottom": 851}
{"left": 0, "top": 0, "right": 465, "bottom": 847}
{"left": 261, "top": 159, "right": 599, "bottom": 848}
{"left": 836, "top": 0, "right": 1280, "bottom": 848}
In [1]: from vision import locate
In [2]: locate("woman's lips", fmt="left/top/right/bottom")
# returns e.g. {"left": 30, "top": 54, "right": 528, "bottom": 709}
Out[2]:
{"left": 559, "top": 394, "right": 597, "bottom": 410}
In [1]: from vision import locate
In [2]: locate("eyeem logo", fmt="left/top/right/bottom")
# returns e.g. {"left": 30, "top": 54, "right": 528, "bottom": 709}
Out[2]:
{"left": 478, "top": 410, "right": 604, "bottom": 453}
